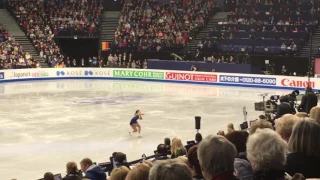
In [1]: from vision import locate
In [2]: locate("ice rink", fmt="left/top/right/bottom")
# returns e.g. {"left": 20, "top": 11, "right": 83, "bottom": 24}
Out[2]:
{"left": 0, "top": 79, "right": 291, "bottom": 180}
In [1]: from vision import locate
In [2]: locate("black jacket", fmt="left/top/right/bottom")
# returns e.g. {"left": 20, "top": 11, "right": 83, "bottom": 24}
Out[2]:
{"left": 298, "top": 93, "right": 318, "bottom": 114}
{"left": 286, "top": 152, "right": 320, "bottom": 178}
{"left": 62, "top": 173, "right": 82, "bottom": 180}
{"left": 275, "top": 102, "right": 296, "bottom": 119}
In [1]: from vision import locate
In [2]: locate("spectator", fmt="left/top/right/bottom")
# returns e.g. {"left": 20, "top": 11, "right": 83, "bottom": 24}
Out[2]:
{"left": 197, "top": 135, "right": 238, "bottom": 180}
{"left": 310, "top": 106, "right": 320, "bottom": 124}
{"left": 80, "top": 158, "right": 106, "bottom": 180}
{"left": 249, "top": 120, "right": 273, "bottom": 135}
{"left": 225, "top": 131, "right": 253, "bottom": 180}
{"left": 217, "top": 130, "right": 225, "bottom": 136}
{"left": 195, "top": 133, "right": 202, "bottom": 144}
{"left": 275, "top": 114, "right": 300, "bottom": 142}
{"left": 114, "top": 152, "right": 130, "bottom": 169}
{"left": 187, "top": 146, "right": 204, "bottom": 180}
{"left": 62, "top": 162, "right": 82, "bottom": 180}
{"left": 125, "top": 163, "right": 150, "bottom": 180}
{"left": 109, "top": 166, "right": 130, "bottom": 180}
{"left": 171, "top": 138, "right": 187, "bottom": 158}
{"left": 247, "top": 129, "right": 290, "bottom": 180}
{"left": 164, "top": 138, "right": 171, "bottom": 155}
{"left": 154, "top": 144, "right": 169, "bottom": 161}
{"left": 227, "top": 123, "right": 235, "bottom": 134}
{"left": 44, "top": 172, "right": 54, "bottom": 180}
{"left": 149, "top": 159, "right": 193, "bottom": 180}
{"left": 286, "top": 119, "right": 320, "bottom": 178}
{"left": 295, "top": 112, "right": 308, "bottom": 118}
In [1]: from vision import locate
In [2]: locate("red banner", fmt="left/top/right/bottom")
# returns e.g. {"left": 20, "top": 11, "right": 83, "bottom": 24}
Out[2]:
{"left": 166, "top": 72, "right": 217, "bottom": 82}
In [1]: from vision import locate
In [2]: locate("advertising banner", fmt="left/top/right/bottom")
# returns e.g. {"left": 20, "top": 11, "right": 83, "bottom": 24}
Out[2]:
{"left": 56, "top": 69, "right": 112, "bottom": 77}
{"left": 280, "top": 78, "right": 314, "bottom": 88}
{"left": 8, "top": 70, "right": 49, "bottom": 79}
{"left": 113, "top": 70, "right": 164, "bottom": 79}
{"left": 165, "top": 72, "right": 217, "bottom": 82}
{"left": 219, "top": 75, "right": 276, "bottom": 85}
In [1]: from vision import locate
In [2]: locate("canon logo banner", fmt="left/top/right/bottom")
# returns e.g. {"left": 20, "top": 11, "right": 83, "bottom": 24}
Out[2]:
{"left": 281, "top": 78, "right": 315, "bottom": 88}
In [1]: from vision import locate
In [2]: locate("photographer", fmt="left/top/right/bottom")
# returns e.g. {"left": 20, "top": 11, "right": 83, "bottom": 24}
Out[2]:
{"left": 275, "top": 96, "right": 296, "bottom": 120}
{"left": 298, "top": 87, "right": 318, "bottom": 114}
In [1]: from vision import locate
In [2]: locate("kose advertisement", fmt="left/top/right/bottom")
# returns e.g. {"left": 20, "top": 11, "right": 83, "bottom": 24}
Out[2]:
{"left": 219, "top": 75, "right": 276, "bottom": 85}
{"left": 165, "top": 72, "right": 217, "bottom": 82}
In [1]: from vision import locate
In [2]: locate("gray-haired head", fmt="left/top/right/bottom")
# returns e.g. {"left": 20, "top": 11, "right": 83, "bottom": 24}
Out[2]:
{"left": 197, "top": 135, "right": 237, "bottom": 179}
{"left": 149, "top": 159, "right": 192, "bottom": 180}
{"left": 247, "top": 128, "right": 287, "bottom": 171}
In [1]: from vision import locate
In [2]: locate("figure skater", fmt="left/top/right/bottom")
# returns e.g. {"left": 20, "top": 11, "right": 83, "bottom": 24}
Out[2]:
{"left": 129, "top": 110, "right": 144, "bottom": 137}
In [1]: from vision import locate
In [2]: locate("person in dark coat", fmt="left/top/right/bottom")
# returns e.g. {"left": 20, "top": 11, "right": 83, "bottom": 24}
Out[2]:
{"left": 275, "top": 96, "right": 296, "bottom": 119}
{"left": 286, "top": 120, "right": 320, "bottom": 178}
{"left": 62, "top": 162, "right": 82, "bottom": 180}
{"left": 153, "top": 144, "right": 169, "bottom": 162}
{"left": 80, "top": 158, "right": 106, "bottom": 180}
{"left": 298, "top": 87, "right": 318, "bottom": 114}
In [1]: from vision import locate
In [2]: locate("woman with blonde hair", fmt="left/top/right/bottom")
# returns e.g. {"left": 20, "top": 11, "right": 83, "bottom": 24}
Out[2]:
{"left": 286, "top": 119, "right": 320, "bottom": 178}
{"left": 171, "top": 138, "right": 187, "bottom": 159}
{"left": 310, "top": 106, "right": 320, "bottom": 124}
{"left": 125, "top": 163, "right": 150, "bottom": 180}
{"left": 109, "top": 166, "right": 130, "bottom": 180}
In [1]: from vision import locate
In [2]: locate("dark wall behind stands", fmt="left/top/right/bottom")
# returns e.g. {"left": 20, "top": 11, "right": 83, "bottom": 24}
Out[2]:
{"left": 103, "top": 0, "right": 123, "bottom": 11}
{"left": 57, "top": 38, "right": 99, "bottom": 61}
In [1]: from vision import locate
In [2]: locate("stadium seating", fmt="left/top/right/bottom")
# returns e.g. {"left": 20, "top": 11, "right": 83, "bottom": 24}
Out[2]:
{"left": 112, "top": 0, "right": 216, "bottom": 52}
{"left": 0, "top": 24, "right": 39, "bottom": 69}
{"left": 203, "top": 0, "right": 316, "bottom": 56}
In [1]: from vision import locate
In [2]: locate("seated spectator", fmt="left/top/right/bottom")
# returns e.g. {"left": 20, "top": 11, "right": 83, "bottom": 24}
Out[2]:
{"left": 198, "top": 135, "right": 237, "bottom": 180}
{"left": 62, "top": 162, "right": 83, "bottom": 180}
{"left": 125, "top": 163, "right": 150, "bottom": 180}
{"left": 187, "top": 146, "right": 204, "bottom": 180}
{"left": 286, "top": 119, "right": 320, "bottom": 178}
{"left": 195, "top": 133, "right": 202, "bottom": 144}
{"left": 114, "top": 152, "right": 130, "bottom": 169}
{"left": 227, "top": 123, "right": 235, "bottom": 134}
{"left": 225, "top": 131, "right": 253, "bottom": 180}
{"left": 247, "top": 129, "right": 290, "bottom": 180}
{"left": 44, "top": 172, "right": 54, "bottom": 180}
{"left": 295, "top": 112, "right": 308, "bottom": 118}
{"left": 154, "top": 144, "right": 169, "bottom": 161}
{"left": 249, "top": 120, "right": 273, "bottom": 135}
{"left": 217, "top": 130, "right": 226, "bottom": 136}
{"left": 310, "top": 106, "right": 320, "bottom": 124}
{"left": 281, "top": 43, "right": 287, "bottom": 50}
{"left": 171, "top": 138, "right": 187, "bottom": 158}
{"left": 164, "top": 138, "right": 171, "bottom": 155}
{"left": 275, "top": 114, "right": 300, "bottom": 142}
{"left": 149, "top": 159, "right": 193, "bottom": 180}
{"left": 80, "top": 158, "right": 106, "bottom": 180}
{"left": 109, "top": 166, "right": 130, "bottom": 180}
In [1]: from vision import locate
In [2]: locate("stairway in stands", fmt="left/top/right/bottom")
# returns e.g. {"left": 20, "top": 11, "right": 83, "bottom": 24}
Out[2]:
{"left": 100, "top": 11, "right": 120, "bottom": 52}
{"left": 0, "top": 9, "right": 48, "bottom": 67}
{"left": 299, "top": 28, "right": 320, "bottom": 58}
{"left": 182, "top": 12, "right": 229, "bottom": 55}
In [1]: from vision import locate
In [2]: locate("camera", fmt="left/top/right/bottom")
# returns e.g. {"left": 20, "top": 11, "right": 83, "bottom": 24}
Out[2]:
{"left": 254, "top": 90, "right": 299, "bottom": 120}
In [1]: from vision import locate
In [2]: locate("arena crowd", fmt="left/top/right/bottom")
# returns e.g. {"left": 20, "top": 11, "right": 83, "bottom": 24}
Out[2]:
{"left": 40, "top": 106, "right": 320, "bottom": 180}
{"left": 0, "top": 24, "right": 40, "bottom": 69}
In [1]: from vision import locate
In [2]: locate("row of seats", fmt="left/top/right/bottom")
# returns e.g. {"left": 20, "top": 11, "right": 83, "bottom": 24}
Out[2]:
{"left": 209, "top": 32, "right": 309, "bottom": 40}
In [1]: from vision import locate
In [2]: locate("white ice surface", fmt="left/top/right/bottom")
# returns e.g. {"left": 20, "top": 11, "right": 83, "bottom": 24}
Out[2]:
{"left": 0, "top": 80, "right": 291, "bottom": 180}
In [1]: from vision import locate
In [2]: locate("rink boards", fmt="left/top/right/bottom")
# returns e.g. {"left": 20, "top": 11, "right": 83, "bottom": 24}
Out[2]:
{"left": 0, "top": 68, "right": 317, "bottom": 90}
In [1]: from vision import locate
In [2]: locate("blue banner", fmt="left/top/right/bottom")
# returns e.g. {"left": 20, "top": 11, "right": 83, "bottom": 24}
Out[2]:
{"left": 219, "top": 75, "right": 276, "bottom": 85}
